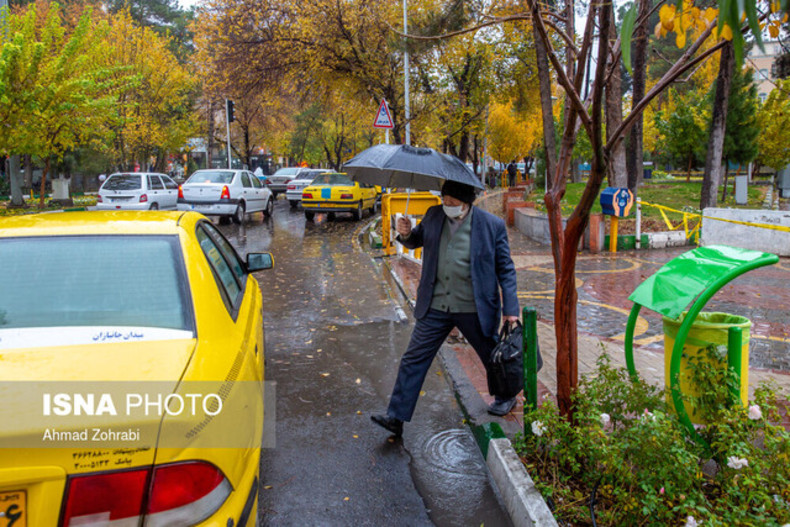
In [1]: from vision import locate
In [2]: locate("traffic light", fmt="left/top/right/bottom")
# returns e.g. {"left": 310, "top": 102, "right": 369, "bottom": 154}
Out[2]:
{"left": 227, "top": 99, "right": 235, "bottom": 123}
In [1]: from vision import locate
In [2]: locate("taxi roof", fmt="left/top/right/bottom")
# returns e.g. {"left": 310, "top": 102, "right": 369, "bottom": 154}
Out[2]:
{"left": 0, "top": 211, "right": 203, "bottom": 237}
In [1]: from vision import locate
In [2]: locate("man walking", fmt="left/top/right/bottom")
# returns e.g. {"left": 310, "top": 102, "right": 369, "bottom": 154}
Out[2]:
{"left": 371, "top": 180, "right": 520, "bottom": 437}
{"left": 506, "top": 161, "right": 517, "bottom": 188}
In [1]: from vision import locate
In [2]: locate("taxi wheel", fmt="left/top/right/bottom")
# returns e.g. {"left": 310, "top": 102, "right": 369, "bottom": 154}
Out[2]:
{"left": 368, "top": 201, "right": 376, "bottom": 214}
{"left": 327, "top": 212, "right": 336, "bottom": 221}
{"left": 263, "top": 198, "right": 273, "bottom": 218}
{"left": 149, "top": 203, "right": 159, "bottom": 210}
{"left": 305, "top": 211, "right": 315, "bottom": 221}
{"left": 232, "top": 203, "right": 245, "bottom": 224}
{"left": 352, "top": 201, "right": 362, "bottom": 221}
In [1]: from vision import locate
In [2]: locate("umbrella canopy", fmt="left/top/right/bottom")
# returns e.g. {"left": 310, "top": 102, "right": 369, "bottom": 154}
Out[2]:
{"left": 343, "top": 144, "right": 484, "bottom": 191}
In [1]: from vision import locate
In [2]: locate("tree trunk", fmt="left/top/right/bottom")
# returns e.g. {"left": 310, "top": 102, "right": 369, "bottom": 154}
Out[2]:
{"left": 571, "top": 158, "right": 581, "bottom": 183}
{"left": 24, "top": 155, "right": 32, "bottom": 190}
{"left": 244, "top": 126, "right": 251, "bottom": 168}
{"left": 626, "top": 0, "right": 649, "bottom": 194}
{"left": 533, "top": 23, "right": 557, "bottom": 190}
{"left": 38, "top": 157, "right": 50, "bottom": 209}
{"left": 606, "top": 22, "right": 628, "bottom": 187}
{"left": 721, "top": 162, "right": 731, "bottom": 202}
{"left": 701, "top": 42, "right": 735, "bottom": 210}
{"left": 8, "top": 155, "right": 25, "bottom": 207}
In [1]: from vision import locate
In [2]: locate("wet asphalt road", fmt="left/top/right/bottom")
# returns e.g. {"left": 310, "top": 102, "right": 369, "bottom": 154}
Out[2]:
{"left": 217, "top": 200, "right": 511, "bottom": 526}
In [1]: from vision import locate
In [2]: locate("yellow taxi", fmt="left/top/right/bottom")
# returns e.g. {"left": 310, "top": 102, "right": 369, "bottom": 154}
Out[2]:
{"left": 301, "top": 172, "right": 378, "bottom": 221}
{"left": 0, "top": 211, "right": 271, "bottom": 526}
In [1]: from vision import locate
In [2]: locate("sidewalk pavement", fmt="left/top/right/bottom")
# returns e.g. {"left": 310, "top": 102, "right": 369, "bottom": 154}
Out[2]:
{"left": 381, "top": 189, "right": 790, "bottom": 437}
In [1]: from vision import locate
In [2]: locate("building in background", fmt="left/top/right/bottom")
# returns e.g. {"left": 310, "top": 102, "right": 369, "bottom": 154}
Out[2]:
{"left": 748, "top": 39, "right": 785, "bottom": 102}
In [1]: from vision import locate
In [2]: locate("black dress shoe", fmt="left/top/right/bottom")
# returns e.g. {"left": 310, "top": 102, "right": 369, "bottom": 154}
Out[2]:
{"left": 487, "top": 397, "right": 517, "bottom": 416}
{"left": 371, "top": 414, "right": 403, "bottom": 437}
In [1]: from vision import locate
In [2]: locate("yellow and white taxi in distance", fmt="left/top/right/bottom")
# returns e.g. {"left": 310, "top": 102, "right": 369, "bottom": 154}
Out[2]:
{"left": 301, "top": 172, "right": 378, "bottom": 221}
{"left": 0, "top": 211, "right": 271, "bottom": 526}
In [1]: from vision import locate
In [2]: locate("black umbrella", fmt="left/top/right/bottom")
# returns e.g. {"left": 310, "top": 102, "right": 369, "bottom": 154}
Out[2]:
{"left": 343, "top": 144, "right": 484, "bottom": 191}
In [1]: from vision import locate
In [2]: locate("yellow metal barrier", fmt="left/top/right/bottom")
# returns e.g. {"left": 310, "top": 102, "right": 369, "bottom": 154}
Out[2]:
{"left": 640, "top": 201, "right": 790, "bottom": 245}
{"left": 381, "top": 192, "right": 442, "bottom": 258}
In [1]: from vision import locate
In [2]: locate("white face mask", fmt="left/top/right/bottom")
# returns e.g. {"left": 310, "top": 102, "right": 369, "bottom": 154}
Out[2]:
{"left": 443, "top": 203, "right": 466, "bottom": 219}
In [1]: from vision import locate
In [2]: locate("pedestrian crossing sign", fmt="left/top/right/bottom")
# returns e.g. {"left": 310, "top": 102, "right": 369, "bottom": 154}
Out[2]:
{"left": 373, "top": 99, "right": 394, "bottom": 129}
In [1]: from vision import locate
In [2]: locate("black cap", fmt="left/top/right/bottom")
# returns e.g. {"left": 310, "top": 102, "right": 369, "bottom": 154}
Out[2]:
{"left": 441, "top": 180, "right": 477, "bottom": 204}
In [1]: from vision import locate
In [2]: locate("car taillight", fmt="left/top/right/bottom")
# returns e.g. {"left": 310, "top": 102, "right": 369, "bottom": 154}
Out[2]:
{"left": 178, "top": 185, "right": 184, "bottom": 199}
{"left": 61, "top": 468, "right": 149, "bottom": 526}
{"left": 287, "top": 184, "right": 296, "bottom": 190}
{"left": 139, "top": 194, "right": 148, "bottom": 203}
{"left": 220, "top": 186, "right": 230, "bottom": 200}
{"left": 146, "top": 462, "right": 231, "bottom": 525}
{"left": 302, "top": 192, "right": 312, "bottom": 199}
{"left": 341, "top": 194, "right": 353, "bottom": 199}
{"left": 265, "top": 179, "right": 271, "bottom": 185}
{"left": 61, "top": 462, "right": 231, "bottom": 527}
{"left": 97, "top": 195, "right": 103, "bottom": 203}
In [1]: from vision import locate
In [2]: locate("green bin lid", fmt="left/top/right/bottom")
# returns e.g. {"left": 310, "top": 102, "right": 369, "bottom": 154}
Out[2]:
{"left": 628, "top": 245, "right": 778, "bottom": 319}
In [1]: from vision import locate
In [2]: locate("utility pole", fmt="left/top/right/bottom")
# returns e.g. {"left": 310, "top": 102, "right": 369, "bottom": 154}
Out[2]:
{"left": 225, "top": 99, "right": 234, "bottom": 169}
{"left": 403, "top": 0, "right": 410, "bottom": 146}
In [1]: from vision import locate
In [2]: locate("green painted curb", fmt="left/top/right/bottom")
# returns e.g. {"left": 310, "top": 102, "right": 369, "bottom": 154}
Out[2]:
{"left": 472, "top": 422, "right": 506, "bottom": 459}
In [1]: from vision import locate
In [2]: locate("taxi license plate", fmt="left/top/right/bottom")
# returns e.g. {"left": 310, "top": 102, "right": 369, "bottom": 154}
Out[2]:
{"left": 0, "top": 490, "right": 26, "bottom": 527}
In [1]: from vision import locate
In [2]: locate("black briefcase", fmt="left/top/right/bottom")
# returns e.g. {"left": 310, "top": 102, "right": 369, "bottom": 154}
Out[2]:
{"left": 487, "top": 321, "right": 543, "bottom": 399}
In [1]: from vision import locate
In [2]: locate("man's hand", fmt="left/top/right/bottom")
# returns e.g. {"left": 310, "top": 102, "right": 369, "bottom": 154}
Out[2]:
{"left": 503, "top": 315, "right": 519, "bottom": 327}
{"left": 396, "top": 216, "right": 412, "bottom": 237}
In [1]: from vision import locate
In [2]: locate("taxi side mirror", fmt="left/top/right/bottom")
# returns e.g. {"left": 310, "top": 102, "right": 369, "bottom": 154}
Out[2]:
{"left": 247, "top": 252, "right": 274, "bottom": 272}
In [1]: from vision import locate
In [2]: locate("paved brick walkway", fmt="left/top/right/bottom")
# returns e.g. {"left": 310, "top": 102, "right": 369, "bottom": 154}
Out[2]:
{"left": 384, "top": 189, "right": 790, "bottom": 432}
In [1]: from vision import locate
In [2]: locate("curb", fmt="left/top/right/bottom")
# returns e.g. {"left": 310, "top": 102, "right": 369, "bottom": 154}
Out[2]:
{"left": 377, "top": 249, "right": 556, "bottom": 527}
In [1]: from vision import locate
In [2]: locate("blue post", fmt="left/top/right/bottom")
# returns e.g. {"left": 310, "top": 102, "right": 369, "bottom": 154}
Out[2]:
{"left": 522, "top": 306, "right": 538, "bottom": 436}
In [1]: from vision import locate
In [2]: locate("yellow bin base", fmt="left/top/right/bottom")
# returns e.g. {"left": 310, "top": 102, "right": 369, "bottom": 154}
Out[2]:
{"left": 663, "top": 311, "right": 750, "bottom": 424}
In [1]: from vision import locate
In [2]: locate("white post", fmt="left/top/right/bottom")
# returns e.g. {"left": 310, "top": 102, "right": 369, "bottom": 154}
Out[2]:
{"left": 403, "top": 0, "right": 410, "bottom": 146}
{"left": 385, "top": 129, "right": 389, "bottom": 144}
{"left": 225, "top": 99, "right": 232, "bottom": 169}
{"left": 635, "top": 197, "right": 642, "bottom": 250}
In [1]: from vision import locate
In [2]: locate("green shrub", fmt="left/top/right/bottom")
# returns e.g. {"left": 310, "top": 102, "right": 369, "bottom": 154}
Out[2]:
{"left": 513, "top": 352, "right": 790, "bottom": 526}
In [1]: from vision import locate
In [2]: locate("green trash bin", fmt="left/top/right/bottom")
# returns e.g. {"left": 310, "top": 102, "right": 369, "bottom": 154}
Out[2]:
{"left": 663, "top": 311, "right": 751, "bottom": 423}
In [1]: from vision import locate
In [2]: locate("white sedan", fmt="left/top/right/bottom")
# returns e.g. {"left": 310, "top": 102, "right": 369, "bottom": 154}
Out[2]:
{"left": 285, "top": 169, "right": 330, "bottom": 208}
{"left": 96, "top": 172, "right": 179, "bottom": 211}
{"left": 178, "top": 169, "right": 274, "bottom": 223}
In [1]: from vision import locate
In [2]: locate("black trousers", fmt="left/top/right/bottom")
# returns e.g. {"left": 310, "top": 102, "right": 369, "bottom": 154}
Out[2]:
{"left": 387, "top": 308, "right": 496, "bottom": 422}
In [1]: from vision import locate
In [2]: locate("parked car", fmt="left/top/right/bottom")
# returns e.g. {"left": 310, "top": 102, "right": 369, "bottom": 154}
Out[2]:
{"left": 301, "top": 172, "right": 377, "bottom": 221}
{"left": 0, "top": 211, "right": 272, "bottom": 525}
{"left": 178, "top": 169, "right": 273, "bottom": 224}
{"left": 285, "top": 169, "right": 331, "bottom": 208}
{"left": 96, "top": 172, "right": 179, "bottom": 211}
{"left": 267, "top": 167, "right": 309, "bottom": 198}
